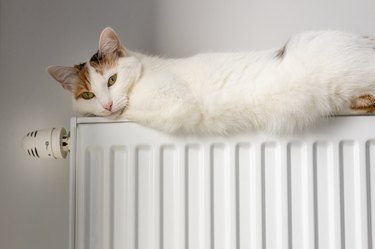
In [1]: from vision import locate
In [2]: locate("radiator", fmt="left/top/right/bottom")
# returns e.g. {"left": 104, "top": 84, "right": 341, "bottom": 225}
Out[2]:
{"left": 69, "top": 116, "right": 375, "bottom": 249}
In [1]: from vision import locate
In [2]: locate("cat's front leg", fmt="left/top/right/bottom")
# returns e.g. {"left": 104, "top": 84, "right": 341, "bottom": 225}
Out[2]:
{"left": 124, "top": 100, "right": 202, "bottom": 133}
{"left": 124, "top": 80, "right": 202, "bottom": 133}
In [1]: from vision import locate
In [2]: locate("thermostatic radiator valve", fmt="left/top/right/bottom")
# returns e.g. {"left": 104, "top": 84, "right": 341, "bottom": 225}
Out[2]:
{"left": 22, "top": 128, "right": 70, "bottom": 159}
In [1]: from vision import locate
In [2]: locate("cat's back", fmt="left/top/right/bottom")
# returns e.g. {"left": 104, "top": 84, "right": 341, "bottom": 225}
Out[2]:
{"left": 282, "top": 30, "right": 375, "bottom": 60}
{"left": 166, "top": 30, "right": 374, "bottom": 92}
{"left": 169, "top": 50, "right": 277, "bottom": 91}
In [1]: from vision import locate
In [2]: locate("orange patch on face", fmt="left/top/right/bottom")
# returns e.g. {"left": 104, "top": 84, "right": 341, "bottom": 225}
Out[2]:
{"left": 351, "top": 94, "right": 375, "bottom": 113}
{"left": 73, "top": 63, "right": 92, "bottom": 100}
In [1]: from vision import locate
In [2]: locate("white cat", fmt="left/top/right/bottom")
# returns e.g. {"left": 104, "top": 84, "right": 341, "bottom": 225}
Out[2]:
{"left": 48, "top": 27, "right": 375, "bottom": 134}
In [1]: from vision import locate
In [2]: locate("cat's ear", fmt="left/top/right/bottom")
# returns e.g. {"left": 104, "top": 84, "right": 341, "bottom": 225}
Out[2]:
{"left": 98, "top": 27, "right": 126, "bottom": 56}
{"left": 47, "top": 65, "right": 78, "bottom": 93}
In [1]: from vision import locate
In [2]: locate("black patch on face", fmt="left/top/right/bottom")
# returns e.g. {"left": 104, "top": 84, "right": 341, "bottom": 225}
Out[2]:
{"left": 275, "top": 44, "right": 287, "bottom": 59}
{"left": 74, "top": 62, "right": 86, "bottom": 71}
{"left": 90, "top": 50, "right": 101, "bottom": 64}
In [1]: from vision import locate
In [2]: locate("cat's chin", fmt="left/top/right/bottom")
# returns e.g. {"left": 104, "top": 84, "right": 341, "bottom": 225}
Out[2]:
{"left": 103, "top": 107, "right": 125, "bottom": 120}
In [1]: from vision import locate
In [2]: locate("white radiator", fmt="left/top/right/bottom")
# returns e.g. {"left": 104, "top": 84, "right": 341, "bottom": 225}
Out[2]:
{"left": 69, "top": 116, "right": 375, "bottom": 249}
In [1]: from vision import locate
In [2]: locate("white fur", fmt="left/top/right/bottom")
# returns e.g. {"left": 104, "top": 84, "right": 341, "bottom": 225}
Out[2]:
{"left": 76, "top": 30, "right": 375, "bottom": 134}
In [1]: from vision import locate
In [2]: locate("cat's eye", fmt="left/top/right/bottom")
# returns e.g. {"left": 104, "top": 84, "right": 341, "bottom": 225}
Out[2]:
{"left": 108, "top": 74, "right": 117, "bottom": 87}
{"left": 81, "top": 92, "right": 95, "bottom": 100}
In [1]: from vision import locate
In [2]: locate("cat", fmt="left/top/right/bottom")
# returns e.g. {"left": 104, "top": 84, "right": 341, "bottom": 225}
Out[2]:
{"left": 47, "top": 27, "right": 375, "bottom": 134}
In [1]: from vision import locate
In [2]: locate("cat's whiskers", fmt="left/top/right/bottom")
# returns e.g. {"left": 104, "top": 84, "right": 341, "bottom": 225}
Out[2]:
{"left": 113, "top": 95, "right": 128, "bottom": 111}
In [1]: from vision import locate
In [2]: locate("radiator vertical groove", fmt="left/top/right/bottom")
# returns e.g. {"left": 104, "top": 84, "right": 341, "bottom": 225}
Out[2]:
{"left": 366, "top": 141, "right": 375, "bottom": 249}
{"left": 162, "top": 145, "right": 186, "bottom": 249}
{"left": 304, "top": 143, "right": 316, "bottom": 249}
{"left": 286, "top": 143, "right": 293, "bottom": 249}
{"left": 202, "top": 144, "right": 212, "bottom": 249}
{"left": 159, "top": 147, "right": 163, "bottom": 249}
{"left": 103, "top": 149, "right": 110, "bottom": 249}
{"left": 245, "top": 143, "right": 263, "bottom": 249}
{"left": 261, "top": 143, "right": 268, "bottom": 249}
{"left": 338, "top": 142, "right": 346, "bottom": 249}
{"left": 87, "top": 147, "right": 104, "bottom": 249}
{"left": 210, "top": 144, "right": 216, "bottom": 249}
{"left": 184, "top": 146, "right": 190, "bottom": 249}
{"left": 280, "top": 143, "right": 290, "bottom": 249}
{"left": 312, "top": 143, "right": 319, "bottom": 249}
{"left": 153, "top": 146, "right": 161, "bottom": 249}
{"left": 358, "top": 142, "right": 370, "bottom": 249}
{"left": 176, "top": 145, "right": 186, "bottom": 249}
{"left": 237, "top": 144, "right": 245, "bottom": 249}
{"left": 137, "top": 146, "right": 159, "bottom": 249}
{"left": 181, "top": 144, "right": 189, "bottom": 249}
{"left": 294, "top": 142, "right": 315, "bottom": 249}
{"left": 332, "top": 142, "right": 344, "bottom": 249}
{"left": 262, "top": 142, "right": 288, "bottom": 249}
{"left": 356, "top": 142, "right": 365, "bottom": 249}
{"left": 211, "top": 143, "right": 237, "bottom": 249}
{"left": 229, "top": 144, "right": 237, "bottom": 249}
{"left": 186, "top": 145, "right": 200, "bottom": 249}
{"left": 85, "top": 149, "right": 92, "bottom": 249}
{"left": 133, "top": 148, "right": 139, "bottom": 249}
{"left": 289, "top": 142, "right": 314, "bottom": 249}
{"left": 234, "top": 144, "right": 240, "bottom": 249}
{"left": 341, "top": 140, "right": 367, "bottom": 248}
{"left": 82, "top": 150, "right": 91, "bottom": 249}
{"left": 126, "top": 146, "right": 136, "bottom": 249}
{"left": 209, "top": 145, "right": 214, "bottom": 249}
{"left": 110, "top": 146, "right": 131, "bottom": 249}
{"left": 76, "top": 148, "right": 87, "bottom": 249}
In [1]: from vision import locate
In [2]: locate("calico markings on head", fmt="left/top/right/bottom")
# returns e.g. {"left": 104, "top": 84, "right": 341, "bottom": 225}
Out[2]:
{"left": 47, "top": 27, "right": 142, "bottom": 118}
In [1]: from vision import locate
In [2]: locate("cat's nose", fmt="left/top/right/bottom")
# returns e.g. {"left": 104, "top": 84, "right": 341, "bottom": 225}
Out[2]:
{"left": 103, "top": 101, "right": 113, "bottom": 112}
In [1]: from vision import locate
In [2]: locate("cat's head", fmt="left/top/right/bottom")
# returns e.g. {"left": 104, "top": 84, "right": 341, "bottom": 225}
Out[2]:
{"left": 47, "top": 27, "right": 142, "bottom": 118}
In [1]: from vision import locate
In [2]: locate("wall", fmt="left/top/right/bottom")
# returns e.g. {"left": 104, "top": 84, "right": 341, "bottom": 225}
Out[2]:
{"left": 1, "top": 0, "right": 375, "bottom": 248}
{"left": 0, "top": 0, "right": 155, "bottom": 248}
{"left": 155, "top": 0, "right": 375, "bottom": 56}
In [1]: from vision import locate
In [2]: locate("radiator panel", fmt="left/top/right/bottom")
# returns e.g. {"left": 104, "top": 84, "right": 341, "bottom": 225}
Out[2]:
{"left": 74, "top": 116, "right": 375, "bottom": 249}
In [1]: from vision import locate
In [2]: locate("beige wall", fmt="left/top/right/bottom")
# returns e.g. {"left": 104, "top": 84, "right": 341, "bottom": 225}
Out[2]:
{"left": 0, "top": 0, "right": 374, "bottom": 248}
{"left": 154, "top": 0, "right": 375, "bottom": 56}
{"left": 0, "top": 0, "right": 155, "bottom": 248}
